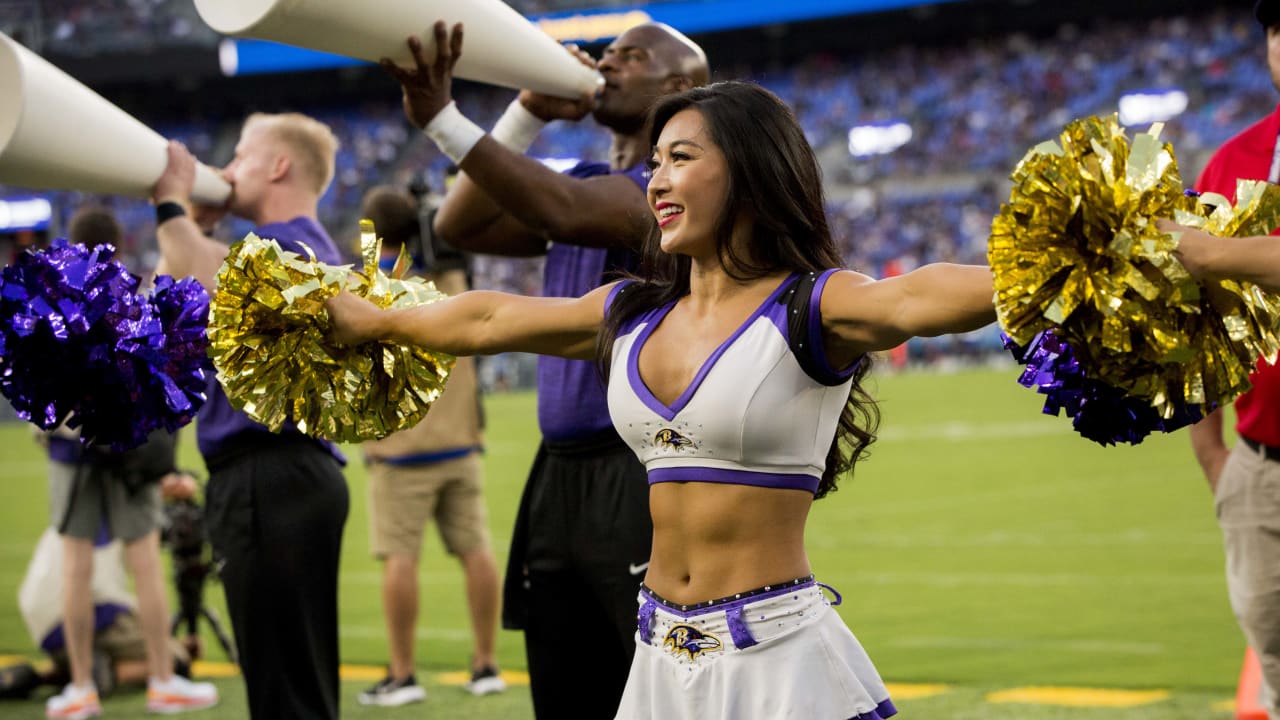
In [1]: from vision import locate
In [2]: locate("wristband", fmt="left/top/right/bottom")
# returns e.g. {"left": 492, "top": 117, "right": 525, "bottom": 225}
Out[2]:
{"left": 490, "top": 100, "right": 546, "bottom": 153}
{"left": 423, "top": 101, "right": 486, "bottom": 164}
{"left": 155, "top": 201, "right": 187, "bottom": 226}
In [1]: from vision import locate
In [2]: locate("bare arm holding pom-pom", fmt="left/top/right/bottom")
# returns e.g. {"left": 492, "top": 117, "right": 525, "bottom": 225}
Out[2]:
{"left": 1159, "top": 218, "right": 1280, "bottom": 292}
{"left": 326, "top": 282, "right": 615, "bottom": 360}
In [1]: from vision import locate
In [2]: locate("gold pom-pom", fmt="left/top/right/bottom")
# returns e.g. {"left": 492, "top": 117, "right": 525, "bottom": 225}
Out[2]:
{"left": 988, "top": 115, "right": 1280, "bottom": 416}
{"left": 208, "top": 221, "right": 454, "bottom": 442}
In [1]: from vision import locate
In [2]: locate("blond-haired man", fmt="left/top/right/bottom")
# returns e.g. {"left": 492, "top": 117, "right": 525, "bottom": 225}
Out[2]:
{"left": 152, "top": 112, "right": 350, "bottom": 720}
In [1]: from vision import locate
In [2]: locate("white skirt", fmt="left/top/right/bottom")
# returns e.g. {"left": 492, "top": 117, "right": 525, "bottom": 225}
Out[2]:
{"left": 614, "top": 578, "right": 896, "bottom": 720}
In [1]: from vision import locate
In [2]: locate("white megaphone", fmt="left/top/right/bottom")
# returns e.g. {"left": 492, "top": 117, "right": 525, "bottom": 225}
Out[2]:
{"left": 0, "top": 33, "right": 230, "bottom": 204}
{"left": 195, "top": 0, "right": 604, "bottom": 100}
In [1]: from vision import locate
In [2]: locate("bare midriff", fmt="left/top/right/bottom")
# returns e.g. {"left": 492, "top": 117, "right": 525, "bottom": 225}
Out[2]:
{"left": 644, "top": 480, "right": 813, "bottom": 605}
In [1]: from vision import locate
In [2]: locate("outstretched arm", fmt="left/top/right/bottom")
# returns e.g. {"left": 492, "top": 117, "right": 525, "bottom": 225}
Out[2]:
{"left": 326, "top": 282, "right": 614, "bottom": 360}
{"left": 151, "top": 141, "right": 229, "bottom": 291}
{"left": 1160, "top": 219, "right": 1280, "bottom": 292}
{"left": 384, "top": 23, "right": 649, "bottom": 256}
{"left": 820, "top": 265, "right": 996, "bottom": 367}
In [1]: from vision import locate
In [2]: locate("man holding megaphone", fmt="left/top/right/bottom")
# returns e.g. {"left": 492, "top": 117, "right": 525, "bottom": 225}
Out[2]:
{"left": 380, "top": 19, "right": 707, "bottom": 719}
{"left": 150, "top": 114, "right": 351, "bottom": 720}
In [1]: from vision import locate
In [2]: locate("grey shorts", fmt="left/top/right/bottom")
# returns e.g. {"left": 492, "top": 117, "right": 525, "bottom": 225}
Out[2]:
{"left": 48, "top": 460, "right": 162, "bottom": 542}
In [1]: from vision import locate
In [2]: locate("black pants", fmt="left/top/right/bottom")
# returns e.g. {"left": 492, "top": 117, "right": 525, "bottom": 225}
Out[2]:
{"left": 205, "top": 435, "right": 349, "bottom": 720}
{"left": 503, "top": 430, "right": 652, "bottom": 719}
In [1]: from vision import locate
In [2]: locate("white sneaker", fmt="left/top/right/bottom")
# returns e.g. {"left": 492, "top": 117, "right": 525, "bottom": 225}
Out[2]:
{"left": 45, "top": 683, "right": 102, "bottom": 720}
{"left": 356, "top": 675, "right": 427, "bottom": 707}
{"left": 145, "top": 675, "right": 218, "bottom": 714}
{"left": 464, "top": 666, "right": 506, "bottom": 696}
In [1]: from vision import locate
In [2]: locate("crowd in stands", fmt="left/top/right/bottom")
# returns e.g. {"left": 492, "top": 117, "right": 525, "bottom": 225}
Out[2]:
{"left": 40, "top": 0, "right": 217, "bottom": 55}
{"left": 13, "top": 0, "right": 675, "bottom": 55}
{"left": 2, "top": 4, "right": 1275, "bottom": 367}
{"left": 752, "top": 11, "right": 1270, "bottom": 180}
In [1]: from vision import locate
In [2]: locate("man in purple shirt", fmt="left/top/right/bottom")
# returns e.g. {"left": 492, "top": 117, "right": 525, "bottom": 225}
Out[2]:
{"left": 381, "top": 21, "right": 709, "bottom": 718}
{"left": 152, "top": 113, "right": 349, "bottom": 720}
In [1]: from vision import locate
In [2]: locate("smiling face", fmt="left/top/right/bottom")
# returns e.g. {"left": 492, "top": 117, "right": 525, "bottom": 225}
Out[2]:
{"left": 647, "top": 108, "right": 732, "bottom": 259}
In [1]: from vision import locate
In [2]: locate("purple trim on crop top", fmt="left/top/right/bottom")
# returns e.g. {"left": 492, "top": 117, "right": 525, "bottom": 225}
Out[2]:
{"left": 647, "top": 466, "right": 820, "bottom": 494}
{"left": 808, "top": 269, "right": 861, "bottom": 383}
{"left": 626, "top": 275, "right": 796, "bottom": 422}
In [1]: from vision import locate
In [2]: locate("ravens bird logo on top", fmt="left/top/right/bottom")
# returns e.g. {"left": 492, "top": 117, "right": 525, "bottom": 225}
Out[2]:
{"left": 663, "top": 624, "right": 722, "bottom": 660}
{"left": 654, "top": 428, "right": 695, "bottom": 451}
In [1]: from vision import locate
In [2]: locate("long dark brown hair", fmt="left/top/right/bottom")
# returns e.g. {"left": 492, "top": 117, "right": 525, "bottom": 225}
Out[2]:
{"left": 596, "top": 80, "right": 879, "bottom": 498}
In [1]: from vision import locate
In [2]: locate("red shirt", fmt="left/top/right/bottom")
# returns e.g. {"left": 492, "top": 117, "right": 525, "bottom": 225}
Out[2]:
{"left": 1195, "top": 103, "right": 1280, "bottom": 446}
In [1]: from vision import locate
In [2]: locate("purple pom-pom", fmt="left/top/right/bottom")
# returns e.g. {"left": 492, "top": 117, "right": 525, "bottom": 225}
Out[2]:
{"left": 0, "top": 239, "right": 210, "bottom": 451}
{"left": 1004, "top": 330, "right": 1208, "bottom": 446}
{"left": 148, "top": 274, "right": 211, "bottom": 426}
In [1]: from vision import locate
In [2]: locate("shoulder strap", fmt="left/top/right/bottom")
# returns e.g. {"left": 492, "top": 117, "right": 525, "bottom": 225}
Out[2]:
{"left": 780, "top": 270, "right": 858, "bottom": 387}
{"left": 604, "top": 279, "right": 635, "bottom": 316}
{"left": 782, "top": 271, "right": 827, "bottom": 385}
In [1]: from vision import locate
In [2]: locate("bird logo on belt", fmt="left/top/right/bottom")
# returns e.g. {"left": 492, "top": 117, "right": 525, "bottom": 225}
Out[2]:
{"left": 663, "top": 624, "right": 722, "bottom": 660}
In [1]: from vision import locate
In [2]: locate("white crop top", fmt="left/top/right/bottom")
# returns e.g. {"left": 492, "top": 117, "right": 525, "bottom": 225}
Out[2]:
{"left": 605, "top": 270, "right": 858, "bottom": 495}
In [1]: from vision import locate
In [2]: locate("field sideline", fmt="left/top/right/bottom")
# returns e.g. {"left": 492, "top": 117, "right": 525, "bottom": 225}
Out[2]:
{"left": 0, "top": 365, "right": 1244, "bottom": 718}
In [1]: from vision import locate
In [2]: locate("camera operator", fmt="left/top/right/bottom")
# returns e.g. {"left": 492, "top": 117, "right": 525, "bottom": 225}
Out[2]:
{"left": 355, "top": 180, "right": 506, "bottom": 706}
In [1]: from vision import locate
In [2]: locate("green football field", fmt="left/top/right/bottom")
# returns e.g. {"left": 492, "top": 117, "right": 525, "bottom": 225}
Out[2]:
{"left": 0, "top": 365, "right": 1246, "bottom": 718}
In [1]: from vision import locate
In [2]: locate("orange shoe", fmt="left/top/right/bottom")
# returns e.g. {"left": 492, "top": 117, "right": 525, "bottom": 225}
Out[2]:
{"left": 145, "top": 676, "right": 218, "bottom": 714}
{"left": 45, "top": 683, "right": 102, "bottom": 720}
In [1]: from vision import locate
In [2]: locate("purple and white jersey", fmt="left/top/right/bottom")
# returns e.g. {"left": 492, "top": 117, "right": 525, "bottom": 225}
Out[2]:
{"left": 606, "top": 270, "right": 856, "bottom": 495}
{"left": 537, "top": 160, "right": 648, "bottom": 442}
{"left": 196, "top": 216, "right": 345, "bottom": 464}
